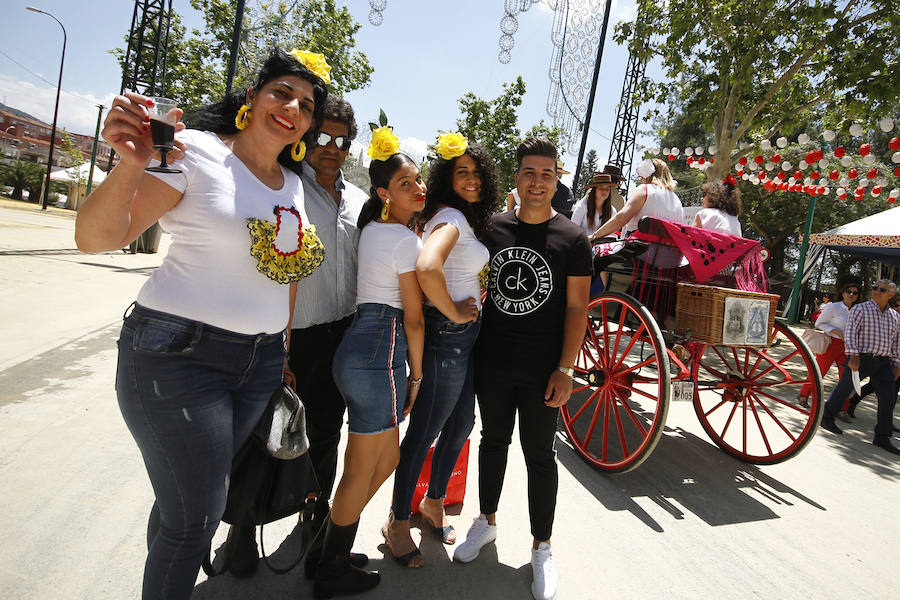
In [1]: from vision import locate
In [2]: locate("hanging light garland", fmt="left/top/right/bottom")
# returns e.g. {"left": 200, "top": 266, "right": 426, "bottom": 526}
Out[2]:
{"left": 368, "top": 0, "right": 387, "bottom": 26}
{"left": 647, "top": 120, "right": 900, "bottom": 202}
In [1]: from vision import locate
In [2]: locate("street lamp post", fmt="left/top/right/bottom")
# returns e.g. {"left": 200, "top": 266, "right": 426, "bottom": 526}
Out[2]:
{"left": 86, "top": 104, "right": 104, "bottom": 196}
{"left": 27, "top": 6, "right": 66, "bottom": 211}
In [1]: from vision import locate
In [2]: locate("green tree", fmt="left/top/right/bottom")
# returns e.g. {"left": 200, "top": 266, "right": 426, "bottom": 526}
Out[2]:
{"left": 114, "top": 0, "right": 373, "bottom": 109}
{"left": 57, "top": 131, "right": 86, "bottom": 185}
{"left": 0, "top": 160, "right": 44, "bottom": 201}
{"left": 575, "top": 149, "right": 598, "bottom": 199}
{"left": 619, "top": 0, "right": 900, "bottom": 179}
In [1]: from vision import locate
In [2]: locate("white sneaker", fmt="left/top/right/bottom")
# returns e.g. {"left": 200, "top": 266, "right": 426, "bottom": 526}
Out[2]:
{"left": 452, "top": 515, "right": 497, "bottom": 563}
{"left": 531, "top": 542, "right": 557, "bottom": 600}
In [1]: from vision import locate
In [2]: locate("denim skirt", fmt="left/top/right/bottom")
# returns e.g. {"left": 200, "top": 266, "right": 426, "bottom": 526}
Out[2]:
{"left": 333, "top": 303, "right": 409, "bottom": 434}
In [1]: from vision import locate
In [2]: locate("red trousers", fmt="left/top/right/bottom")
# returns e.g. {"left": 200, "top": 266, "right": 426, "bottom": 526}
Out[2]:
{"left": 801, "top": 336, "right": 848, "bottom": 408}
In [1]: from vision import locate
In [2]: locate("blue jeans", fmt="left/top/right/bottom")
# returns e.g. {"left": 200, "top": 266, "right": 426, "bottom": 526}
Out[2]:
{"left": 334, "top": 303, "right": 410, "bottom": 434}
{"left": 391, "top": 306, "right": 481, "bottom": 520}
{"left": 116, "top": 303, "right": 284, "bottom": 600}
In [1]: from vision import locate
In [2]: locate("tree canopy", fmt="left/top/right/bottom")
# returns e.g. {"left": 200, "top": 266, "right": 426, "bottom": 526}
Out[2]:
{"left": 619, "top": 0, "right": 900, "bottom": 178}
{"left": 115, "top": 0, "right": 373, "bottom": 109}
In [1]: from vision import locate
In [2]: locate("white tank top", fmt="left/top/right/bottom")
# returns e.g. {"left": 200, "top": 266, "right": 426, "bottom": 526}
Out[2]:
{"left": 624, "top": 184, "right": 684, "bottom": 234}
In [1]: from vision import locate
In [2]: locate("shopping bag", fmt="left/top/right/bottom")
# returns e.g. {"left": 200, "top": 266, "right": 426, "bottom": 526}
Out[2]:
{"left": 800, "top": 328, "right": 829, "bottom": 354}
{"left": 411, "top": 439, "right": 470, "bottom": 515}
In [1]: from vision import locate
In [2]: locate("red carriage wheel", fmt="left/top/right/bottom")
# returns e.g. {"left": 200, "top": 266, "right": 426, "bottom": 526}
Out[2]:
{"left": 561, "top": 292, "right": 671, "bottom": 473}
{"left": 692, "top": 321, "right": 823, "bottom": 464}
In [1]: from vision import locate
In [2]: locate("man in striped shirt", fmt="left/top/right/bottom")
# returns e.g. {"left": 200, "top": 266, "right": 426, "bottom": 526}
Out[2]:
{"left": 819, "top": 279, "right": 900, "bottom": 455}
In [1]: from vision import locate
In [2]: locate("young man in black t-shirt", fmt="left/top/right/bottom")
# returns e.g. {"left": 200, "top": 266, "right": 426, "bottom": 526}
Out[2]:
{"left": 453, "top": 138, "right": 591, "bottom": 600}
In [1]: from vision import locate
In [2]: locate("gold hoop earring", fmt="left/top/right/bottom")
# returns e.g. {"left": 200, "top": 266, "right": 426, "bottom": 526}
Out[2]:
{"left": 380, "top": 199, "right": 391, "bottom": 221}
{"left": 235, "top": 104, "right": 251, "bottom": 130}
{"left": 291, "top": 140, "right": 306, "bottom": 162}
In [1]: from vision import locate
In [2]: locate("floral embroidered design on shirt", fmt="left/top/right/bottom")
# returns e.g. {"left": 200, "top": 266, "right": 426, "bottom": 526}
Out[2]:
{"left": 478, "top": 262, "right": 490, "bottom": 292}
{"left": 247, "top": 205, "right": 325, "bottom": 284}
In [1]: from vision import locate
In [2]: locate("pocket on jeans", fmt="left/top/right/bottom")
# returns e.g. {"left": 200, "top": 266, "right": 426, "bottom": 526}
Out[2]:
{"left": 346, "top": 328, "right": 384, "bottom": 368}
{"left": 439, "top": 320, "right": 474, "bottom": 335}
{"left": 132, "top": 319, "right": 195, "bottom": 354}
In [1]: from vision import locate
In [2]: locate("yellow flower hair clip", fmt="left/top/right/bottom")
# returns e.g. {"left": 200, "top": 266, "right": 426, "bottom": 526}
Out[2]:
{"left": 288, "top": 48, "right": 332, "bottom": 84}
{"left": 436, "top": 132, "right": 468, "bottom": 160}
{"left": 368, "top": 126, "right": 400, "bottom": 162}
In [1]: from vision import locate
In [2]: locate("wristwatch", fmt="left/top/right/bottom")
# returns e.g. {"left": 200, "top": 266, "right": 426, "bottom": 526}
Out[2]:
{"left": 557, "top": 365, "right": 574, "bottom": 377}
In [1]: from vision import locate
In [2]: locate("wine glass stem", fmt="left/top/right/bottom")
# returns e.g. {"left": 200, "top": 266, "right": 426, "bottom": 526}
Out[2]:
{"left": 159, "top": 151, "right": 168, "bottom": 168}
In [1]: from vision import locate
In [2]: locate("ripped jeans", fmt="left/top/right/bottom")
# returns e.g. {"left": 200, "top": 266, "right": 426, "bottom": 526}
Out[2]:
{"left": 115, "top": 303, "right": 284, "bottom": 600}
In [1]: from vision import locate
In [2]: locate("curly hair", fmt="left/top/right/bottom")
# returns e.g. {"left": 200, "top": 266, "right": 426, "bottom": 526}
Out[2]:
{"left": 701, "top": 181, "right": 742, "bottom": 216}
{"left": 417, "top": 143, "right": 500, "bottom": 238}
{"left": 357, "top": 153, "right": 418, "bottom": 229}
{"left": 183, "top": 48, "right": 328, "bottom": 176}
{"left": 320, "top": 95, "right": 357, "bottom": 140}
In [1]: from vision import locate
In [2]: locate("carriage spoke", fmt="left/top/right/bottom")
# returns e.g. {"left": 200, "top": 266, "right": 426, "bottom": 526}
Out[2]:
{"left": 746, "top": 392, "right": 773, "bottom": 456}
{"left": 748, "top": 390, "right": 797, "bottom": 440}
{"left": 610, "top": 397, "right": 630, "bottom": 457}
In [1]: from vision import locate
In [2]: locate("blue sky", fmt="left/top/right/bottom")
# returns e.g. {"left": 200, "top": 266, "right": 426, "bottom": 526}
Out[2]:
{"left": 0, "top": 0, "right": 650, "bottom": 176}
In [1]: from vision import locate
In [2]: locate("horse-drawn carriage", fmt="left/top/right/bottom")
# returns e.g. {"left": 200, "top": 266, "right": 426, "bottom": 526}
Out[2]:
{"left": 560, "top": 217, "right": 824, "bottom": 472}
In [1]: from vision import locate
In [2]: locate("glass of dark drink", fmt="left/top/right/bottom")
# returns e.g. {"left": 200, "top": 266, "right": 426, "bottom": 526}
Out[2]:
{"left": 145, "top": 96, "right": 181, "bottom": 174}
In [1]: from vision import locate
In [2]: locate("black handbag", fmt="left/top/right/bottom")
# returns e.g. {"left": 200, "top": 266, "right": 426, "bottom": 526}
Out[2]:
{"left": 203, "top": 381, "right": 321, "bottom": 576}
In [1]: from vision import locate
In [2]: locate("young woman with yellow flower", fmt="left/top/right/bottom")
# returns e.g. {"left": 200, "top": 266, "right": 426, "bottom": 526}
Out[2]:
{"left": 382, "top": 134, "right": 499, "bottom": 568}
{"left": 75, "top": 48, "right": 328, "bottom": 599}
{"left": 318, "top": 126, "right": 427, "bottom": 595}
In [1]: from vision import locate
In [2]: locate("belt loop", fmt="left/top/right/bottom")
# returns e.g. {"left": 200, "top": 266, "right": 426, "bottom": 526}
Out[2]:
{"left": 187, "top": 322, "right": 203, "bottom": 352}
{"left": 123, "top": 301, "right": 137, "bottom": 321}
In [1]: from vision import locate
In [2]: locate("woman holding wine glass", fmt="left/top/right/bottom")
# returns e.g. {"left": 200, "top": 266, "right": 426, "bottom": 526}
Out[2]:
{"left": 75, "top": 48, "right": 329, "bottom": 600}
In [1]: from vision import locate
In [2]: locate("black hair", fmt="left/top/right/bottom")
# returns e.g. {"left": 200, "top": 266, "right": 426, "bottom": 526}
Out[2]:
{"left": 417, "top": 143, "right": 499, "bottom": 238}
{"left": 320, "top": 95, "right": 358, "bottom": 140}
{"left": 516, "top": 137, "right": 557, "bottom": 171}
{"left": 183, "top": 48, "right": 328, "bottom": 176}
{"left": 838, "top": 282, "right": 861, "bottom": 306}
{"left": 357, "top": 153, "right": 418, "bottom": 229}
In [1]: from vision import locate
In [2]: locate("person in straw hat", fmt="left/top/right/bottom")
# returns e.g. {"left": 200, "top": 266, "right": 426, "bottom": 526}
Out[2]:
{"left": 571, "top": 165, "right": 626, "bottom": 239}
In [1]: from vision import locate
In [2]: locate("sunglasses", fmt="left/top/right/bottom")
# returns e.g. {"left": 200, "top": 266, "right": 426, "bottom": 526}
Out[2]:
{"left": 872, "top": 285, "right": 891, "bottom": 293}
{"left": 314, "top": 131, "right": 352, "bottom": 151}
{"left": 845, "top": 289, "right": 859, "bottom": 295}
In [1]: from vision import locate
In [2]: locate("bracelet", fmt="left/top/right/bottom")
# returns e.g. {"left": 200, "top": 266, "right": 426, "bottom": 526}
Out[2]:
{"left": 557, "top": 365, "right": 574, "bottom": 378}
{"left": 408, "top": 375, "right": 423, "bottom": 387}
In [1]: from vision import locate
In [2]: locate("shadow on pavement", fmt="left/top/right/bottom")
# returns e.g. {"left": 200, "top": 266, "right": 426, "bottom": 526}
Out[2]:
{"left": 813, "top": 404, "right": 900, "bottom": 482}
{"left": 556, "top": 424, "right": 825, "bottom": 532}
{"left": 193, "top": 519, "right": 532, "bottom": 600}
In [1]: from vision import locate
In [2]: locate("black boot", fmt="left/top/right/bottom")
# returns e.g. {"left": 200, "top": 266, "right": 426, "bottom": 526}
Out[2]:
{"left": 304, "top": 505, "right": 368, "bottom": 580}
{"left": 313, "top": 517, "right": 380, "bottom": 599}
{"left": 223, "top": 522, "right": 258, "bottom": 578}
{"left": 846, "top": 395, "right": 860, "bottom": 418}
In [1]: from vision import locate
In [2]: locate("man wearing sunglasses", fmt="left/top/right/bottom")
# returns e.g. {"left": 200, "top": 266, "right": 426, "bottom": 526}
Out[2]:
{"left": 820, "top": 279, "right": 900, "bottom": 456}
{"left": 226, "top": 96, "right": 369, "bottom": 576}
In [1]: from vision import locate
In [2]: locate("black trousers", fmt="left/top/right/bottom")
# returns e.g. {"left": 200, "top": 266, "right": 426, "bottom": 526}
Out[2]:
{"left": 824, "top": 354, "right": 898, "bottom": 439}
{"left": 288, "top": 316, "right": 353, "bottom": 501}
{"left": 475, "top": 374, "right": 559, "bottom": 541}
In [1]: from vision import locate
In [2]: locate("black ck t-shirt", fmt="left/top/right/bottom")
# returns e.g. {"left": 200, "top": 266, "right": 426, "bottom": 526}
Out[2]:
{"left": 476, "top": 211, "right": 592, "bottom": 386}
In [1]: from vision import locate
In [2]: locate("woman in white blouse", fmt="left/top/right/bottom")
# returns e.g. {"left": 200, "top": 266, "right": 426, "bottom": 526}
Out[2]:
{"left": 571, "top": 171, "right": 625, "bottom": 238}
{"left": 797, "top": 282, "right": 861, "bottom": 419}
{"left": 693, "top": 176, "right": 742, "bottom": 235}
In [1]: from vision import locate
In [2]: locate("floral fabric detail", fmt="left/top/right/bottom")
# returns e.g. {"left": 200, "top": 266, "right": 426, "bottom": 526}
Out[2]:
{"left": 436, "top": 132, "right": 468, "bottom": 160}
{"left": 368, "top": 126, "right": 400, "bottom": 161}
{"left": 288, "top": 48, "right": 331, "bottom": 84}
{"left": 247, "top": 205, "right": 325, "bottom": 283}
{"left": 478, "top": 262, "right": 490, "bottom": 292}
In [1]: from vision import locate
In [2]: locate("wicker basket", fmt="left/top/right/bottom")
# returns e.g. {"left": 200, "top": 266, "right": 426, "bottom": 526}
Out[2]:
{"left": 674, "top": 283, "right": 780, "bottom": 346}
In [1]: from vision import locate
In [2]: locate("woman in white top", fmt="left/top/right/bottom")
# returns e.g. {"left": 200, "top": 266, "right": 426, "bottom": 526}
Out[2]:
{"left": 589, "top": 158, "right": 684, "bottom": 242}
{"left": 384, "top": 138, "right": 496, "bottom": 567}
{"left": 74, "top": 49, "right": 328, "bottom": 599}
{"left": 571, "top": 171, "right": 624, "bottom": 238}
{"left": 505, "top": 187, "right": 520, "bottom": 211}
{"left": 693, "top": 177, "right": 742, "bottom": 236}
{"left": 326, "top": 144, "right": 426, "bottom": 595}
{"left": 797, "top": 282, "right": 861, "bottom": 420}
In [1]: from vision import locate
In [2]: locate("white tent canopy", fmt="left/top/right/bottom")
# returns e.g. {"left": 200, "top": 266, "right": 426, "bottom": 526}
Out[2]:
{"left": 49, "top": 163, "right": 107, "bottom": 185}
{"left": 809, "top": 205, "right": 900, "bottom": 266}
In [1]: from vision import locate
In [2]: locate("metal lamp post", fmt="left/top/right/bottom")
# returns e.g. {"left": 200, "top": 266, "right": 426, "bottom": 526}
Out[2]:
{"left": 27, "top": 6, "right": 66, "bottom": 211}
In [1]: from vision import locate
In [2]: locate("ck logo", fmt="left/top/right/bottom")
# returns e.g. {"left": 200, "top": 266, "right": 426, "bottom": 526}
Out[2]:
{"left": 488, "top": 246, "right": 553, "bottom": 315}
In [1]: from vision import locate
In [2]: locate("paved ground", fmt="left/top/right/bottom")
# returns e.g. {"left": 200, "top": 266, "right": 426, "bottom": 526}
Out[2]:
{"left": 1, "top": 199, "right": 898, "bottom": 600}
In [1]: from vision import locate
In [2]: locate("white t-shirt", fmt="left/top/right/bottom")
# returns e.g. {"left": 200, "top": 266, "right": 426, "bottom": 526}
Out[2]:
{"left": 696, "top": 207, "right": 741, "bottom": 236}
{"left": 624, "top": 183, "right": 684, "bottom": 234}
{"left": 355, "top": 222, "right": 421, "bottom": 310}
{"left": 508, "top": 188, "right": 521, "bottom": 209}
{"left": 815, "top": 300, "right": 850, "bottom": 338}
{"left": 571, "top": 195, "right": 618, "bottom": 237}
{"left": 140, "top": 129, "right": 313, "bottom": 334}
{"left": 423, "top": 207, "right": 489, "bottom": 310}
